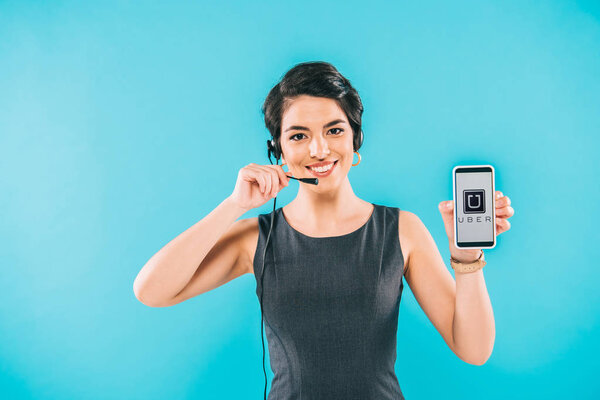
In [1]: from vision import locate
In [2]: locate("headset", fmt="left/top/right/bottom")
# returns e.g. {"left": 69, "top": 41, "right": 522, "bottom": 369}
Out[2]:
{"left": 259, "top": 129, "right": 363, "bottom": 399}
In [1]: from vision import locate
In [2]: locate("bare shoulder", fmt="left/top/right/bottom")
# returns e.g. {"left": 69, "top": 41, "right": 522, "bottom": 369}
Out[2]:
{"left": 236, "top": 216, "right": 260, "bottom": 276}
{"left": 398, "top": 209, "right": 421, "bottom": 277}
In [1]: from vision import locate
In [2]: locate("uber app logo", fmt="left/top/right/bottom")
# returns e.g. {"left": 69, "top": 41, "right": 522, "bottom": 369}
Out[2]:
{"left": 463, "top": 190, "right": 485, "bottom": 214}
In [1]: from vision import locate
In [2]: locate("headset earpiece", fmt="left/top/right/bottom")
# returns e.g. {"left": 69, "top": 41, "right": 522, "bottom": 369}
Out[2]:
{"left": 267, "top": 139, "right": 281, "bottom": 164}
{"left": 356, "top": 129, "right": 364, "bottom": 151}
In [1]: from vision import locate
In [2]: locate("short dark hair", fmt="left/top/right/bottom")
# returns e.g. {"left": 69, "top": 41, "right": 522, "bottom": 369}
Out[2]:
{"left": 261, "top": 61, "right": 364, "bottom": 161}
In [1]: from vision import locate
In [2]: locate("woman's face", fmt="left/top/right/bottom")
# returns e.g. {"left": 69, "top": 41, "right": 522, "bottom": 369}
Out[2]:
{"left": 279, "top": 95, "right": 354, "bottom": 188}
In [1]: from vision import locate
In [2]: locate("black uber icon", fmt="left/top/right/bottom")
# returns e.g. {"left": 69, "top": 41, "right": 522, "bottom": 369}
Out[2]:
{"left": 463, "top": 190, "right": 485, "bottom": 214}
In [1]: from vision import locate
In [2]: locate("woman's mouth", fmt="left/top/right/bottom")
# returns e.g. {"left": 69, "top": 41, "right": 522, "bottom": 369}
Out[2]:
{"left": 305, "top": 160, "right": 338, "bottom": 177}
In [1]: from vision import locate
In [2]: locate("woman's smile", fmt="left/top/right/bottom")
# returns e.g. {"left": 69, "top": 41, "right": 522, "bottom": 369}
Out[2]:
{"left": 305, "top": 160, "right": 338, "bottom": 177}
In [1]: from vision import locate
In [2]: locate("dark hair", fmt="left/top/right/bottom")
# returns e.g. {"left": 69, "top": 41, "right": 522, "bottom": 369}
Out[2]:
{"left": 261, "top": 61, "right": 364, "bottom": 161}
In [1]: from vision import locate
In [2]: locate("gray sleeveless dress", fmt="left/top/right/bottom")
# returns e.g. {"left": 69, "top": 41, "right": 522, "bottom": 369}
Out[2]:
{"left": 253, "top": 203, "right": 406, "bottom": 400}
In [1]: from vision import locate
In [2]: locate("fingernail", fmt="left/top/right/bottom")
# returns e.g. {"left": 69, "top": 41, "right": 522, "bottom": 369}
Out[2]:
{"left": 446, "top": 202, "right": 453, "bottom": 208}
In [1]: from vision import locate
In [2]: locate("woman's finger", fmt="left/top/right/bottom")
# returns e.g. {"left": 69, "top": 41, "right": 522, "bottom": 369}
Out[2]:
{"left": 255, "top": 165, "right": 276, "bottom": 197}
{"left": 267, "top": 168, "right": 280, "bottom": 197}
{"left": 495, "top": 196, "right": 511, "bottom": 208}
{"left": 263, "top": 169, "right": 272, "bottom": 195}
{"left": 272, "top": 164, "right": 290, "bottom": 187}
{"left": 495, "top": 206, "right": 514, "bottom": 218}
{"left": 257, "top": 173, "right": 266, "bottom": 194}
{"left": 496, "top": 217, "right": 511, "bottom": 234}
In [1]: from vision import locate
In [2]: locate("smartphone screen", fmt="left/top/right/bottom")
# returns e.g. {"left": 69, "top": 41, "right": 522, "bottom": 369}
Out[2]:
{"left": 452, "top": 165, "right": 496, "bottom": 249}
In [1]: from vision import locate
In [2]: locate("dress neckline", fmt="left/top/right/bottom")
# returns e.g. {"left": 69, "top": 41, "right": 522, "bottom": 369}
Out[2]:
{"left": 278, "top": 203, "right": 377, "bottom": 239}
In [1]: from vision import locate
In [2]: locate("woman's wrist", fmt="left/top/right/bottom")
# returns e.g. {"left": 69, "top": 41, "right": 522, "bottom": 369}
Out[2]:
{"left": 450, "top": 248, "right": 483, "bottom": 263}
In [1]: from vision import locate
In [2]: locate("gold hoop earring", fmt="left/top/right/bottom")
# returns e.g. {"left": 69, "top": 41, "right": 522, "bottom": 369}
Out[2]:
{"left": 351, "top": 151, "right": 361, "bottom": 166}
{"left": 280, "top": 162, "right": 287, "bottom": 167}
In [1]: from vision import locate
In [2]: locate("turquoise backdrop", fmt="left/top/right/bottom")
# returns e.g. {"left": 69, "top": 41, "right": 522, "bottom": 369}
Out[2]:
{"left": 1, "top": 0, "right": 598, "bottom": 399}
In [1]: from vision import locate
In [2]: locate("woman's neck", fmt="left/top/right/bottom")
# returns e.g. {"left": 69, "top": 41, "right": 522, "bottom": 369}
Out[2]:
{"left": 284, "top": 178, "right": 369, "bottom": 231}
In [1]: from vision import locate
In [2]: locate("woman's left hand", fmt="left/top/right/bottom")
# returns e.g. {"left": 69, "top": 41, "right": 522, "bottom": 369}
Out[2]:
{"left": 438, "top": 190, "right": 514, "bottom": 262}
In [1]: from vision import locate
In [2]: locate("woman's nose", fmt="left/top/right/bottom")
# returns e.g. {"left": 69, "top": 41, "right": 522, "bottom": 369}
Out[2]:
{"left": 309, "top": 136, "right": 330, "bottom": 157}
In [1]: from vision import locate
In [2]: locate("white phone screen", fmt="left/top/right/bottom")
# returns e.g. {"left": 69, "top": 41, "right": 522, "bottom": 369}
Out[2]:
{"left": 454, "top": 166, "right": 495, "bottom": 248}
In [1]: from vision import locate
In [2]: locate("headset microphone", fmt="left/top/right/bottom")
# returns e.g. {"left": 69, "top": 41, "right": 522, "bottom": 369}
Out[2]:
{"left": 288, "top": 176, "right": 318, "bottom": 185}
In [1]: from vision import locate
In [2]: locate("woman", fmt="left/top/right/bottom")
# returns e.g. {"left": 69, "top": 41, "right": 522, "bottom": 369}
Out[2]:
{"left": 133, "top": 61, "right": 514, "bottom": 399}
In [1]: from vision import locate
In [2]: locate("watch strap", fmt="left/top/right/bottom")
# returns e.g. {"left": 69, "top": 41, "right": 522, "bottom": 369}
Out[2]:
{"left": 450, "top": 250, "right": 486, "bottom": 273}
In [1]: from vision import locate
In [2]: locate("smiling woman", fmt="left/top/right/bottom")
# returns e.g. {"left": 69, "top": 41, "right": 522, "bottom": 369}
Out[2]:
{"left": 250, "top": 62, "right": 418, "bottom": 399}
{"left": 133, "top": 61, "right": 497, "bottom": 400}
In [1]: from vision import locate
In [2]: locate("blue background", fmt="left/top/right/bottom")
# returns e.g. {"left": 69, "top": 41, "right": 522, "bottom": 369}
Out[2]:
{"left": 1, "top": 0, "right": 598, "bottom": 399}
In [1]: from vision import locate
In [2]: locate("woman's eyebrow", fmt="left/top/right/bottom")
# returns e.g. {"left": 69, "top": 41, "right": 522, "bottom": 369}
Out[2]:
{"left": 284, "top": 119, "right": 346, "bottom": 132}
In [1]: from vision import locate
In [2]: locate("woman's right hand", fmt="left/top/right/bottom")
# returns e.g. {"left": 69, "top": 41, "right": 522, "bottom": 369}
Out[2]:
{"left": 229, "top": 163, "right": 291, "bottom": 211}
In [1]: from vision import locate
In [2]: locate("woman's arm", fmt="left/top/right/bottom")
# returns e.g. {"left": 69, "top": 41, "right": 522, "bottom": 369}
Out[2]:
{"left": 452, "top": 262, "right": 495, "bottom": 365}
{"left": 400, "top": 211, "right": 495, "bottom": 365}
{"left": 133, "top": 196, "right": 249, "bottom": 307}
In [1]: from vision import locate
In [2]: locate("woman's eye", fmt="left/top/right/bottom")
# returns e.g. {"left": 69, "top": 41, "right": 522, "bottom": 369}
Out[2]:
{"left": 289, "top": 129, "right": 343, "bottom": 141}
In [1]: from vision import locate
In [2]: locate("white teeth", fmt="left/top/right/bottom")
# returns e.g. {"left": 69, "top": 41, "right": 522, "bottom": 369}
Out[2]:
{"left": 309, "top": 163, "right": 334, "bottom": 173}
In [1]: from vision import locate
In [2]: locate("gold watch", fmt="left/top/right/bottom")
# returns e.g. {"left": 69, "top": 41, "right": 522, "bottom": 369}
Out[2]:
{"left": 450, "top": 250, "right": 486, "bottom": 273}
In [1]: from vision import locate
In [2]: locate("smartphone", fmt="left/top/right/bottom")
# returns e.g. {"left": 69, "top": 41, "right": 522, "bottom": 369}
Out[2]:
{"left": 452, "top": 165, "right": 496, "bottom": 250}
